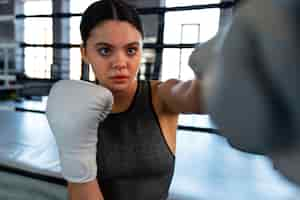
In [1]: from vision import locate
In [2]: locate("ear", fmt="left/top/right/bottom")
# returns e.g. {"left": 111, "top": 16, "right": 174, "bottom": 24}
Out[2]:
{"left": 80, "top": 44, "right": 90, "bottom": 64}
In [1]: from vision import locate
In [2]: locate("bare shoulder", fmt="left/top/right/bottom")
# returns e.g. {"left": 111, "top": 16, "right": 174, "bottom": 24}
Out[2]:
{"left": 150, "top": 80, "right": 162, "bottom": 111}
{"left": 151, "top": 79, "right": 204, "bottom": 114}
{"left": 150, "top": 80, "right": 179, "bottom": 154}
{"left": 150, "top": 79, "right": 180, "bottom": 114}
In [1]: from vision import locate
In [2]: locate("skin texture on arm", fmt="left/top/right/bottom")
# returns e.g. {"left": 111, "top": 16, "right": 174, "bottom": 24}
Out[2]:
{"left": 68, "top": 180, "right": 104, "bottom": 200}
{"left": 157, "top": 79, "right": 206, "bottom": 114}
{"left": 151, "top": 81, "right": 179, "bottom": 155}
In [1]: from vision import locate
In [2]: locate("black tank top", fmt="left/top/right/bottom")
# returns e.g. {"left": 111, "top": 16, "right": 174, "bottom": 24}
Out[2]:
{"left": 96, "top": 80, "right": 175, "bottom": 200}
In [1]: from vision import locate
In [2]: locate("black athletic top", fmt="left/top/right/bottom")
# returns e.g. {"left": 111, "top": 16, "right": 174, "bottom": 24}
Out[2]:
{"left": 96, "top": 80, "right": 175, "bottom": 200}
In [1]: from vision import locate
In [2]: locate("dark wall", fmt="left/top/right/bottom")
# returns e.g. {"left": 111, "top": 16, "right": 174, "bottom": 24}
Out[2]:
{"left": 0, "top": 0, "right": 14, "bottom": 15}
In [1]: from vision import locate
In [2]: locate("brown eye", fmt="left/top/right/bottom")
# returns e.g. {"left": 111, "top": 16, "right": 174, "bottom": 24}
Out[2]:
{"left": 127, "top": 47, "right": 137, "bottom": 56}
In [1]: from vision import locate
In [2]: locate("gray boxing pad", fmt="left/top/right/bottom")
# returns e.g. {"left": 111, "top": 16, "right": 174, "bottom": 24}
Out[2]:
{"left": 270, "top": 143, "right": 300, "bottom": 185}
{"left": 189, "top": 36, "right": 220, "bottom": 78}
{"left": 265, "top": 0, "right": 300, "bottom": 185}
{"left": 206, "top": 0, "right": 300, "bottom": 156}
{"left": 188, "top": 23, "right": 231, "bottom": 78}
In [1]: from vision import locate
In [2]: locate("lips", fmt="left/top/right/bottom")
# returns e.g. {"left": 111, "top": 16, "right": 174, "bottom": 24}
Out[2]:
{"left": 110, "top": 75, "right": 129, "bottom": 80}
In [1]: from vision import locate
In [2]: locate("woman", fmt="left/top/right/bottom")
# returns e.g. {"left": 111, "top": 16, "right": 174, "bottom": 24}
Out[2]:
{"left": 69, "top": 0, "right": 204, "bottom": 199}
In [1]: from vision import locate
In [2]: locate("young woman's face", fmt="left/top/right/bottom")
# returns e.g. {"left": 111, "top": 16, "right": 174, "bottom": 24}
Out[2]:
{"left": 81, "top": 20, "right": 143, "bottom": 93}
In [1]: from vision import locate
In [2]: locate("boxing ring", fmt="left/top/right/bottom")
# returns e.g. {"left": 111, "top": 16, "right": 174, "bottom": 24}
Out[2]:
{"left": 0, "top": 99, "right": 299, "bottom": 200}
{"left": 0, "top": 109, "right": 67, "bottom": 199}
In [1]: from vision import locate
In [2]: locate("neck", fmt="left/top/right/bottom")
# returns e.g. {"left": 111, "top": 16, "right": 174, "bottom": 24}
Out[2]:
{"left": 111, "top": 80, "right": 138, "bottom": 113}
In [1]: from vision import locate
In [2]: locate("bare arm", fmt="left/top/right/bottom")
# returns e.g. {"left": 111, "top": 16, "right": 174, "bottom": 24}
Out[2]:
{"left": 68, "top": 179, "right": 104, "bottom": 200}
{"left": 157, "top": 79, "right": 206, "bottom": 114}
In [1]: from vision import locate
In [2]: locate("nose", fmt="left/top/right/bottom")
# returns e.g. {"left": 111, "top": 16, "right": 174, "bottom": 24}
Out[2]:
{"left": 112, "top": 51, "right": 127, "bottom": 70}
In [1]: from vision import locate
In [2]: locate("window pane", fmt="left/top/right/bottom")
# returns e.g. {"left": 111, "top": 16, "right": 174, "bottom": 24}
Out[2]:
{"left": 70, "top": 0, "right": 98, "bottom": 13}
{"left": 70, "top": 0, "right": 97, "bottom": 80}
{"left": 24, "top": 0, "right": 52, "bottom": 15}
{"left": 140, "top": 15, "right": 159, "bottom": 43}
{"left": 70, "top": 17, "right": 81, "bottom": 44}
{"left": 0, "top": 48, "right": 15, "bottom": 75}
{"left": 181, "top": 24, "right": 201, "bottom": 43}
{"left": 139, "top": 49, "right": 156, "bottom": 80}
{"left": 69, "top": 48, "right": 95, "bottom": 81}
{"left": 0, "top": 0, "right": 14, "bottom": 15}
{"left": 166, "top": 0, "right": 220, "bottom": 7}
{"left": 68, "top": 15, "right": 86, "bottom": 80}
{"left": 0, "top": 21, "right": 14, "bottom": 43}
{"left": 24, "top": 47, "right": 52, "bottom": 79}
{"left": 161, "top": 48, "right": 195, "bottom": 81}
{"left": 69, "top": 16, "right": 82, "bottom": 80}
{"left": 24, "top": 18, "right": 52, "bottom": 44}
{"left": 164, "top": 9, "right": 220, "bottom": 44}
{"left": 69, "top": 48, "right": 81, "bottom": 80}
{"left": 89, "top": 65, "right": 95, "bottom": 81}
{"left": 23, "top": 0, "right": 52, "bottom": 79}
{"left": 69, "top": 0, "right": 98, "bottom": 43}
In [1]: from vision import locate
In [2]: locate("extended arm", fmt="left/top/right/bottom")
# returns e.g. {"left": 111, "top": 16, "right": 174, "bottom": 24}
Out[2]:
{"left": 157, "top": 79, "right": 205, "bottom": 114}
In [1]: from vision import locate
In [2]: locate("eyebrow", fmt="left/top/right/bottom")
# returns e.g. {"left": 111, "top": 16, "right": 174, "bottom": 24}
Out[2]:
{"left": 95, "top": 42, "right": 141, "bottom": 47}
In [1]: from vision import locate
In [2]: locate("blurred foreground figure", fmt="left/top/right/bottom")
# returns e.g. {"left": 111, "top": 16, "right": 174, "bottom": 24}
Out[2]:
{"left": 190, "top": 0, "right": 300, "bottom": 184}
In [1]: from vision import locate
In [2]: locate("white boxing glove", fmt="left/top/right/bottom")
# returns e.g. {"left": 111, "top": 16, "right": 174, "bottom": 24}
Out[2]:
{"left": 46, "top": 80, "right": 113, "bottom": 183}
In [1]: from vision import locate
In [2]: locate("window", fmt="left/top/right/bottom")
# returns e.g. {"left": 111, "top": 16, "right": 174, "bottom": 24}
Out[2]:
{"left": 163, "top": 0, "right": 221, "bottom": 129}
{"left": 161, "top": 48, "right": 195, "bottom": 81}
{"left": 161, "top": 3, "right": 220, "bottom": 81}
{"left": 68, "top": 0, "right": 220, "bottom": 84}
{"left": 23, "top": 0, "right": 52, "bottom": 79}
{"left": 69, "top": 16, "right": 81, "bottom": 80}
{"left": 69, "top": 0, "right": 97, "bottom": 80}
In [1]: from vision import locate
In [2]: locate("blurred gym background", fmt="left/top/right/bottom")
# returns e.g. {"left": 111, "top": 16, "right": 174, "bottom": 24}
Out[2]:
{"left": 0, "top": 0, "right": 299, "bottom": 199}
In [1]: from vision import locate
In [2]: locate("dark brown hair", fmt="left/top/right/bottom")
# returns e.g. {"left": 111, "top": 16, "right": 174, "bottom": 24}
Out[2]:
{"left": 80, "top": 0, "right": 144, "bottom": 46}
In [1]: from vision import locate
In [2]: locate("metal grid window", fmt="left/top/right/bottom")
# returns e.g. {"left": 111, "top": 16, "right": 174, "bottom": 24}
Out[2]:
{"left": 23, "top": 0, "right": 52, "bottom": 79}
{"left": 18, "top": 0, "right": 235, "bottom": 132}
